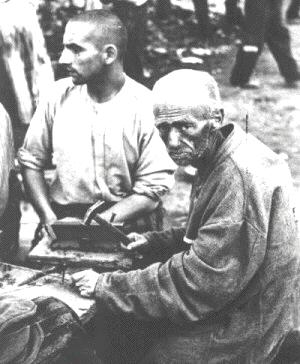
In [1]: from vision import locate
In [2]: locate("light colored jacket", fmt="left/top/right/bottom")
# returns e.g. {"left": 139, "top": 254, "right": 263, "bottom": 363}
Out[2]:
{"left": 95, "top": 123, "right": 300, "bottom": 363}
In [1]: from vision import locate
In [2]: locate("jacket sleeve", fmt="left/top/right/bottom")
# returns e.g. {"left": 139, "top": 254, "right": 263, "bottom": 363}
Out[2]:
{"left": 94, "top": 173, "right": 267, "bottom": 325}
{"left": 141, "top": 227, "right": 187, "bottom": 262}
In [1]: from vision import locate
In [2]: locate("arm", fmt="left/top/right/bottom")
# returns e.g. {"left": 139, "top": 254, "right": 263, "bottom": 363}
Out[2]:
{"left": 18, "top": 84, "right": 57, "bottom": 223}
{"left": 96, "top": 193, "right": 158, "bottom": 224}
{"left": 21, "top": 167, "right": 56, "bottom": 224}
{"left": 75, "top": 169, "right": 267, "bottom": 325}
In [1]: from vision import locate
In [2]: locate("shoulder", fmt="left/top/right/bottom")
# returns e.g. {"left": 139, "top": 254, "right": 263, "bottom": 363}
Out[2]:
{"left": 230, "top": 123, "right": 286, "bottom": 178}
{"left": 50, "top": 77, "right": 78, "bottom": 99}
{"left": 41, "top": 78, "right": 79, "bottom": 107}
{"left": 123, "top": 75, "right": 152, "bottom": 103}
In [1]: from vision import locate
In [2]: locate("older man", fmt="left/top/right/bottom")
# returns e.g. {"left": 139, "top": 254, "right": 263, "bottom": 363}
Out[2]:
{"left": 73, "top": 70, "right": 299, "bottom": 364}
{"left": 18, "top": 10, "right": 175, "bottom": 242}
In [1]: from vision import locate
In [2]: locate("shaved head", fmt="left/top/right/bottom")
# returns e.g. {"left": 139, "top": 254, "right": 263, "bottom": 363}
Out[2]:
{"left": 153, "top": 70, "right": 223, "bottom": 124}
{"left": 69, "top": 10, "right": 127, "bottom": 61}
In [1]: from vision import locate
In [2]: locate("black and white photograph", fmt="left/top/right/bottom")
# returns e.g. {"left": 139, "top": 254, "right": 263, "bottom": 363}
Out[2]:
{"left": 0, "top": 0, "right": 300, "bottom": 363}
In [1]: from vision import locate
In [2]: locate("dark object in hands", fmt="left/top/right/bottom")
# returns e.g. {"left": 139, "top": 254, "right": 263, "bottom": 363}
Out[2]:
{"left": 50, "top": 217, "right": 130, "bottom": 252}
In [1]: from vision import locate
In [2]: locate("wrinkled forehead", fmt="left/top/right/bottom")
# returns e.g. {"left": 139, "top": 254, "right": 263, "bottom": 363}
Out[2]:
{"left": 154, "top": 103, "right": 212, "bottom": 126}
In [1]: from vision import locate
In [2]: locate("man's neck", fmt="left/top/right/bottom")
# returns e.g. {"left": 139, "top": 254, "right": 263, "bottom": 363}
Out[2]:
{"left": 87, "top": 67, "right": 125, "bottom": 104}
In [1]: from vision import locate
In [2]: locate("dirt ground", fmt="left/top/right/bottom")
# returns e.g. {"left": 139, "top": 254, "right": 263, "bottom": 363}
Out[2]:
{"left": 17, "top": 1, "right": 300, "bottom": 261}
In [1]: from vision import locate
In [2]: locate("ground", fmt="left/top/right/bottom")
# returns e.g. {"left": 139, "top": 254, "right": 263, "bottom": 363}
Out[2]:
{"left": 17, "top": 0, "right": 300, "bottom": 261}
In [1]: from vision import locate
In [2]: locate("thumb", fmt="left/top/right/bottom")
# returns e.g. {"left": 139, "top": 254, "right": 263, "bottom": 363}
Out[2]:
{"left": 71, "top": 270, "right": 90, "bottom": 282}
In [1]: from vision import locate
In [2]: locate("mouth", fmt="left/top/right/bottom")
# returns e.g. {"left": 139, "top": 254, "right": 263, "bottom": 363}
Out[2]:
{"left": 169, "top": 151, "right": 193, "bottom": 163}
{"left": 66, "top": 68, "right": 77, "bottom": 77}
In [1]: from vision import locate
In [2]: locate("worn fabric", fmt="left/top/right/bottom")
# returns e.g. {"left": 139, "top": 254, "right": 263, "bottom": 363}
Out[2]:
{"left": 0, "top": 295, "right": 103, "bottom": 364}
{"left": 0, "top": 295, "right": 43, "bottom": 364}
{"left": 31, "top": 296, "right": 103, "bottom": 364}
{"left": 0, "top": 104, "right": 21, "bottom": 262}
{"left": 18, "top": 75, "right": 175, "bottom": 206}
{"left": 94, "top": 123, "right": 299, "bottom": 363}
{"left": 230, "top": 0, "right": 300, "bottom": 85}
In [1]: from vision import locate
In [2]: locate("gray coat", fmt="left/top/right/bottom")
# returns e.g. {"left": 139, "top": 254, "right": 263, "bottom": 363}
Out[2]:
{"left": 95, "top": 123, "right": 300, "bottom": 363}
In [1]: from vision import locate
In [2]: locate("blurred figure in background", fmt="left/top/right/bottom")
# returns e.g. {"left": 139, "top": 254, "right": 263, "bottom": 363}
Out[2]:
{"left": 191, "top": 0, "right": 211, "bottom": 45}
{"left": 230, "top": 0, "right": 300, "bottom": 88}
{"left": 100, "top": 0, "right": 149, "bottom": 84}
{"left": 0, "top": 0, "right": 54, "bottom": 148}
{"left": 224, "top": 0, "right": 244, "bottom": 30}
{"left": 0, "top": 104, "right": 22, "bottom": 263}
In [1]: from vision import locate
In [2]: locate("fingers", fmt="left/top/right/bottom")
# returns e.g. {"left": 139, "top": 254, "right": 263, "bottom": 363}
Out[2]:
{"left": 126, "top": 232, "right": 142, "bottom": 242}
{"left": 126, "top": 240, "right": 146, "bottom": 250}
{"left": 72, "top": 270, "right": 91, "bottom": 282}
{"left": 71, "top": 270, "right": 99, "bottom": 298}
{"left": 43, "top": 224, "right": 57, "bottom": 240}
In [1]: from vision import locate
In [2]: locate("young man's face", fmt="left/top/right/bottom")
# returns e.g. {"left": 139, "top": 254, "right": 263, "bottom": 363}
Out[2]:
{"left": 60, "top": 21, "right": 106, "bottom": 85}
{"left": 155, "top": 107, "right": 215, "bottom": 166}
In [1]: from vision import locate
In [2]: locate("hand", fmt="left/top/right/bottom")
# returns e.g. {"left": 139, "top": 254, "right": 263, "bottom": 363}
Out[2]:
{"left": 120, "top": 232, "right": 151, "bottom": 255}
{"left": 71, "top": 269, "right": 100, "bottom": 298}
{"left": 37, "top": 223, "right": 57, "bottom": 248}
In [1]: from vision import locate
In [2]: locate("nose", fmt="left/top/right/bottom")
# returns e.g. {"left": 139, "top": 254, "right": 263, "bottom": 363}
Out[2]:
{"left": 59, "top": 48, "right": 72, "bottom": 65}
{"left": 167, "top": 127, "right": 181, "bottom": 148}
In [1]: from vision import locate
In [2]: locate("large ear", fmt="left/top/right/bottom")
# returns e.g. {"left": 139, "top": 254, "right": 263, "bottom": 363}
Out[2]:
{"left": 103, "top": 44, "right": 118, "bottom": 65}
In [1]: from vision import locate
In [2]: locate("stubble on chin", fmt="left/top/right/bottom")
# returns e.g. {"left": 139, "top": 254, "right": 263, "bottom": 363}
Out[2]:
{"left": 168, "top": 151, "right": 195, "bottom": 166}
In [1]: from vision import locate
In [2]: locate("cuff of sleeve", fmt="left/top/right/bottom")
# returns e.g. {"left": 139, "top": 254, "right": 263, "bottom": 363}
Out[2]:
{"left": 18, "top": 148, "right": 45, "bottom": 170}
{"left": 94, "top": 272, "right": 109, "bottom": 299}
{"left": 132, "top": 185, "right": 166, "bottom": 201}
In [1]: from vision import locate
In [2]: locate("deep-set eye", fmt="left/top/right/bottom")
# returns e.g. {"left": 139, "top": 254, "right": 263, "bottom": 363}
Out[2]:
{"left": 177, "top": 124, "right": 193, "bottom": 132}
{"left": 157, "top": 124, "right": 170, "bottom": 133}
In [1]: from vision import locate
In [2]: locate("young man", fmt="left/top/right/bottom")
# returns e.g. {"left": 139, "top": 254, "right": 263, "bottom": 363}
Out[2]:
{"left": 73, "top": 70, "right": 299, "bottom": 363}
{"left": 18, "top": 10, "right": 175, "bottom": 241}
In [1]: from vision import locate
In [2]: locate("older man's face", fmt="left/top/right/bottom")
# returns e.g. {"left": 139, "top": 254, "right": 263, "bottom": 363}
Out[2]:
{"left": 155, "top": 107, "right": 214, "bottom": 166}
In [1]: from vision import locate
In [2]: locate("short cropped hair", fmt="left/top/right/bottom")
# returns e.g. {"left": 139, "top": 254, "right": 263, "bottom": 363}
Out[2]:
{"left": 153, "top": 70, "right": 222, "bottom": 123}
{"left": 70, "top": 9, "right": 127, "bottom": 61}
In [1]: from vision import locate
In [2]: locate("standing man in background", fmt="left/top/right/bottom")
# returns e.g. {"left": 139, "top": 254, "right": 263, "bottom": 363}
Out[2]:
{"left": 230, "top": 0, "right": 300, "bottom": 88}
{"left": 100, "top": 0, "right": 149, "bottom": 84}
{"left": 18, "top": 10, "right": 175, "bottom": 245}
